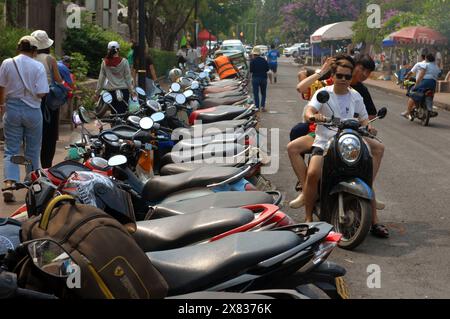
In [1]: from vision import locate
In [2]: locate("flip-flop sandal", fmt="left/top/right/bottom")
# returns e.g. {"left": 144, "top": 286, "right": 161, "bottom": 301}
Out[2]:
{"left": 371, "top": 224, "right": 389, "bottom": 238}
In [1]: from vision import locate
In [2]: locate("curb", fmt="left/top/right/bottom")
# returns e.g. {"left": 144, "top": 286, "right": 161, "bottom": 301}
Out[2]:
{"left": 365, "top": 82, "right": 450, "bottom": 112}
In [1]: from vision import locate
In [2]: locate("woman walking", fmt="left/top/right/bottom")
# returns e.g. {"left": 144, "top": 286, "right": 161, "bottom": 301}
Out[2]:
{"left": 31, "top": 30, "right": 64, "bottom": 169}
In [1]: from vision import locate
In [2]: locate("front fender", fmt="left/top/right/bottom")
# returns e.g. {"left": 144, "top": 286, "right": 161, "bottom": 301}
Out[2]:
{"left": 329, "top": 178, "right": 374, "bottom": 201}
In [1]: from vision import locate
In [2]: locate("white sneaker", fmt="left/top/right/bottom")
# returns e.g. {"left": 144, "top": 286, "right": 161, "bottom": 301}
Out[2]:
{"left": 289, "top": 194, "right": 305, "bottom": 209}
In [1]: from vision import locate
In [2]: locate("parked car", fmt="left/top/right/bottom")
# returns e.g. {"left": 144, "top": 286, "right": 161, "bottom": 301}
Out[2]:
{"left": 284, "top": 43, "right": 303, "bottom": 57}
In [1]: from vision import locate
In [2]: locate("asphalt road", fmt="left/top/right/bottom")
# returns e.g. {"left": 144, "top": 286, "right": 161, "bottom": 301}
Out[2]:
{"left": 260, "top": 57, "right": 450, "bottom": 299}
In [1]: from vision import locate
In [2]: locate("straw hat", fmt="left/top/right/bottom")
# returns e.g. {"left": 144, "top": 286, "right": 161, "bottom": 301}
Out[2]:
{"left": 252, "top": 47, "right": 261, "bottom": 56}
{"left": 17, "top": 36, "right": 39, "bottom": 49}
{"left": 30, "top": 30, "right": 54, "bottom": 50}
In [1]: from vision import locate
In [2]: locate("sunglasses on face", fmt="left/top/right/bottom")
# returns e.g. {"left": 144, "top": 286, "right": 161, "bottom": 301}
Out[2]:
{"left": 335, "top": 73, "right": 352, "bottom": 80}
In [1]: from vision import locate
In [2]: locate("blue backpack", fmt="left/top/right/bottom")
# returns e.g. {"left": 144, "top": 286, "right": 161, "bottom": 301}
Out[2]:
{"left": 46, "top": 55, "right": 69, "bottom": 111}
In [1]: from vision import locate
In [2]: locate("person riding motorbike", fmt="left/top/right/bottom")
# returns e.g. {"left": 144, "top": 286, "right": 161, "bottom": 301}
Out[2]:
{"left": 401, "top": 53, "right": 440, "bottom": 119}
{"left": 295, "top": 58, "right": 389, "bottom": 238}
{"left": 95, "top": 41, "right": 136, "bottom": 114}
{"left": 289, "top": 55, "right": 386, "bottom": 212}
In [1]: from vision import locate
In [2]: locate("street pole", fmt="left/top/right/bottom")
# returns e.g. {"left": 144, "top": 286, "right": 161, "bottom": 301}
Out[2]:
{"left": 138, "top": 0, "right": 146, "bottom": 89}
{"left": 194, "top": 0, "right": 199, "bottom": 48}
{"left": 254, "top": 23, "right": 257, "bottom": 45}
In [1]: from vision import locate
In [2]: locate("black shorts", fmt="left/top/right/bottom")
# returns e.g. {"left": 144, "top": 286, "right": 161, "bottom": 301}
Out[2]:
{"left": 269, "top": 64, "right": 278, "bottom": 73}
{"left": 311, "top": 147, "right": 324, "bottom": 157}
{"left": 290, "top": 122, "right": 310, "bottom": 141}
{"left": 366, "top": 104, "right": 377, "bottom": 117}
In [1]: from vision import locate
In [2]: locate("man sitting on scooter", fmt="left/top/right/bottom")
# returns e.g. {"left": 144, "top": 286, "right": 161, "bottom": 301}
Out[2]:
{"left": 302, "top": 58, "right": 389, "bottom": 238}
{"left": 401, "top": 53, "right": 440, "bottom": 119}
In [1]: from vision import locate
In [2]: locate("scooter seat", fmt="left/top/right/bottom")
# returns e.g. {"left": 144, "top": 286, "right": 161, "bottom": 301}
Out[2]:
{"left": 160, "top": 162, "right": 236, "bottom": 175}
{"left": 189, "top": 106, "right": 249, "bottom": 125}
{"left": 209, "top": 80, "right": 242, "bottom": 87}
{"left": 109, "top": 125, "right": 138, "bottom": 140}
{"left": 173, "top": 120, "right": 248, "bottom": 138}
{"left": 202, "top": 96, "right": 247, "bottom": 108}
{"left": 152, "top": 191, "right": 276, "bottom": 217}
{"left": 142, "top": 166, "right": 243, "bottom": 202}
{"left": 204, "top": 91, "right": 247, "bottom": 99}
{"left": 134, "top": 208, "right": 254, "bottom": 252}
{"left": 175, "top": 132, "right": 245, "bottom": 149}
{"left": 159, "top": 143, "right": 246, "bottom": 167}
{"left": 148, "top": 231, "right": 302, "bottom": 295}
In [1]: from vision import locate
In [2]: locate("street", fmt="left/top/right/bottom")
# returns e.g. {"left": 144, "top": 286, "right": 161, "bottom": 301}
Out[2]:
{"left": 260, "top": 57, "right": 450, "bottom": 298}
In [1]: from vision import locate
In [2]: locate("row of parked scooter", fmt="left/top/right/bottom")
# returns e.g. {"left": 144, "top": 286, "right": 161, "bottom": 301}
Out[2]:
{"left": 0, "top": 64, "right": 349, "bottom": 299}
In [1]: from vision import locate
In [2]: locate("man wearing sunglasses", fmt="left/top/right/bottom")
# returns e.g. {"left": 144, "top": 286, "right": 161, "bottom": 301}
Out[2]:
{"left": 301, "top": 57, "right": 388, "bottom": 238}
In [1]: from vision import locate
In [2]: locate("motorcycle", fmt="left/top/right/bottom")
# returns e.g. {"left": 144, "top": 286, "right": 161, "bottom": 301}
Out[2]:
{"left": 404, "top": 78, "right": 438, "bottom": 126}
{"left": 309, "top": 91, "right": 387, "bottom": 250}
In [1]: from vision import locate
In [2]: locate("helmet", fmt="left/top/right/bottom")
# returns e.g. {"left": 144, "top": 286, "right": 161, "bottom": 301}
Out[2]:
{"left": 62, "top": 172, "right": 135, "bottom": 226}
{"left": 169, "top": 68, "right": 183, "bottom": 82}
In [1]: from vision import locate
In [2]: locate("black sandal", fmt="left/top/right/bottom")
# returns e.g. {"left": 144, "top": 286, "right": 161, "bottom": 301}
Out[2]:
{"left": 371, "top": 224, "right": 389, "bottom": 238}
{"left": 295, "top": 181, "right": 302, "bottom": 192}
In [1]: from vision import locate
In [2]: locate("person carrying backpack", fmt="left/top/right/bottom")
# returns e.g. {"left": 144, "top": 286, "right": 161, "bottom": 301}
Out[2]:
{"left": 31, "top": 30, "right": 65, "bottom": 169}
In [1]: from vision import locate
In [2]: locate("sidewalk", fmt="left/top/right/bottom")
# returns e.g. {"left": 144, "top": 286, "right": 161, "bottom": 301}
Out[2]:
{"left": 364, "top": 79, "right": 450, "bottom": 111}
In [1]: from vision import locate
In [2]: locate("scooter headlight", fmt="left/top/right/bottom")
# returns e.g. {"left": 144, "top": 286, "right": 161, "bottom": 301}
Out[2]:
{"left": 338, "top": 134, "right": 361, "bottom": 165}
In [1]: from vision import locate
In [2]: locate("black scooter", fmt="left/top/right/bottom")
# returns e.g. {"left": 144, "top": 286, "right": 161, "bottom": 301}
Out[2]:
{"left": 310, "top": 91, "right": 387, "bottom": 250}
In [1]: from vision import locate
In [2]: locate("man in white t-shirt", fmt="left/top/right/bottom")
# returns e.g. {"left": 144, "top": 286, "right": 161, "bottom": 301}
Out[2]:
{"left": 300, "top": 61, "right": 387, "bottom": 237}
{"left": 0, "top": 36, "right": 49, "bottom": 202}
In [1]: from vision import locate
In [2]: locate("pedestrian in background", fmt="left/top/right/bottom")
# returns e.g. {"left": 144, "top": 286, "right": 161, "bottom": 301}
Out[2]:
{"left": 31, "top": 30, "right": 64, "bottom": 169}
{"left": 250, "top": 47, "right": 269, "bottom": 112}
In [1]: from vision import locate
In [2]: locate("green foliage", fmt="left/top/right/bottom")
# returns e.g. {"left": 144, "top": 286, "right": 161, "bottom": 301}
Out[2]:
{"left": 0, "top": 27, "right": 30, "bottom": 62}
{"left": 78, "top": 84, "right": 97, "bottom": 111}
{"left": 69, "top": 52, "right": 89, "bottom": 82}
{"left": 63, "top": 21, "right": 131, "bottom": 77}
{"left": 149, "top": 48, "right": 177, "bottom": 78}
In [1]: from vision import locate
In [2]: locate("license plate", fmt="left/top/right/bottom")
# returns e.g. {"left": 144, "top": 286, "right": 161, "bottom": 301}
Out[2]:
{"left": 335, "top": 277, "right": 350, "bottom": 299}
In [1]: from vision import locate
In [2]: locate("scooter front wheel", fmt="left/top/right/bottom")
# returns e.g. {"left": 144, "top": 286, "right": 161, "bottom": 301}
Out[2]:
{"left": 421, "top": 110, "right": 430, "bottom": 127}
{"left": 331, "top": 195, "right": 372, "bottom": 250}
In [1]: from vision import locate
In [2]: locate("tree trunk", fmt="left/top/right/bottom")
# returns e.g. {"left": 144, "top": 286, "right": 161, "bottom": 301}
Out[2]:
{"left": 127, "top": 0, "right": 138, "bottom": 42}
{"left": 160, "top": 33, "right": 177, "bottom": 51}
{"left": 5, "top": 0, "right": 17, "bottom": 27}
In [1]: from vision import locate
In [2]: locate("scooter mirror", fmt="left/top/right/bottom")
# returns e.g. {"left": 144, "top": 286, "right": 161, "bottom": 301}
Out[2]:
{"left": 151, "top": 112, "right": 165, "bottom": 122}
{"left": 171, "top": 83, "right": 181, "bottom": 93}
{"left": 108, "top": 155, "right": 128, "bottom": 167}
{"left": 191, "top": 81, "right": 200, "bottom": 90}
{"left": 27, "top": 239, "right": 78, "bottom": 278}
{"left": 115, "top": 90, "right": 124, "bottom": 102}
{"left": 166, "top": 105, "right": 178, "bottom": 118}
{"left": 135, "top": 87, "right": 146, "bottom": 97}
{"left": 72, "top": 111, "right": 82, "bottom": 127}
{"left": 199, "top": 72, "right": 207, "bottom": 79}
{"left": 176, "top": 94, "right": 187, "bottom": 105}
{"left": 198, "top": 63, "right": 205, "bottom": 69}
{"left": 377, "top": 107, "right": 387, "bottom": 119}
{"left": 78, "top": 106, "right": 91, "bottom": 124}
{"left": 139, "top": 117, "right": 154, "bottom": 130}
{"left": 184, "top": 90, "right": 194, "bottom": 98}
{"left": 127, "top": 115, "right": 141, "bottom": 127}
{"left": 102, "top": 92, "right": 113, "bottom": 104}
{"left": 205, "top": 69, "right": 211, "bottom": 73}
{"left": 147, "top": 100, "right": 161, "bottom": 112}
{"left": 317, "top": 91, "right": 330, "bottom": 104}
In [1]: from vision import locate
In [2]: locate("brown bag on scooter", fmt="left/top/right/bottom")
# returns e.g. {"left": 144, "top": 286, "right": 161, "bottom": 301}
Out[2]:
{"left": 19, "top": 195, "right": 168, "bottom": 299}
